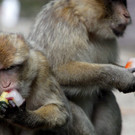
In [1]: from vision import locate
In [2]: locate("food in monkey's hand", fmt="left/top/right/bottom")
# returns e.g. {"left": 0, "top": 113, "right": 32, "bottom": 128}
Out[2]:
{"left": 125, "top": 58, "right": 135, "bottom": 68}
{"left": 125, "top": 58, "right": 135, "bottom": 76}
{"left": 0, "top": 89, "right": 25, "bottom": 107}
{"left": 125, "top": 58, "right": 135, "bottom": 96}
{"left": 0, "top": 92, "right": 9, "bottom": 105}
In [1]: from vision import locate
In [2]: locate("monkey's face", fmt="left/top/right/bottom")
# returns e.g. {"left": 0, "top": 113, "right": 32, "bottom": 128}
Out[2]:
{"left": 110, "top": 0, "right": 130, "bottom": 37}
{"left": 0, "top": 33, "right": 30, "bottom": 97}
{"left": 86, "top": 0, "right": 131, "bottom": 38}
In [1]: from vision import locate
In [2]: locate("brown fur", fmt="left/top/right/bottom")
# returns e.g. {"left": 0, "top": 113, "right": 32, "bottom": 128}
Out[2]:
{"left": 55, "top": 62, "right": 101, "bottom": 85}
{"left": 0, "top": 36, "right": 16, "bottom": 68}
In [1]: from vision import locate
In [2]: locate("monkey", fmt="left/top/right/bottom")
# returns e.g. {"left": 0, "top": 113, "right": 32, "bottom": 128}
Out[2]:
{"left": 0, "top": 32, "right": 95, "bottom": 135}
{"left": 28, "top": 0, "right": 135, "bottom": 135}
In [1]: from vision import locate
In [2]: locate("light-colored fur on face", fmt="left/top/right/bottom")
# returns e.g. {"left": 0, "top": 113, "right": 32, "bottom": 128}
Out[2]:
{"left": 0, "top": 33, "right": 33, "bottom": 98}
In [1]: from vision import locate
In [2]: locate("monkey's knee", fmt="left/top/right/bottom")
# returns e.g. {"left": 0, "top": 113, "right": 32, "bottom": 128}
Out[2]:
{"left": 48, "top": 106, "right": 70, "bottom": 129}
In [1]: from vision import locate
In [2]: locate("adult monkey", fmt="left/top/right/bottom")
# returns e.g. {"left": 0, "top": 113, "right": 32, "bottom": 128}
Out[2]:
{"left": 29, "top": 0, "right": 135, "bottom": 135}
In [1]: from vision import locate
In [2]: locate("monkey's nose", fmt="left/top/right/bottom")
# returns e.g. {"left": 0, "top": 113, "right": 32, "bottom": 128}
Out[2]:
{"left": 123, "top": 10, "right": 130, "bottom": 18}
{"left": 123, "top": 12, "right": 131, "bottom": 24}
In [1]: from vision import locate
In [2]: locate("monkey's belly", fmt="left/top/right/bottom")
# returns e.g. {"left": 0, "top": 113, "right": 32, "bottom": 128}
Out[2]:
{"left": 71, "top": 96, "right": 96, "bottom": 118}
{"left": 65, "top": 87, "right": 99, "bottom": 118}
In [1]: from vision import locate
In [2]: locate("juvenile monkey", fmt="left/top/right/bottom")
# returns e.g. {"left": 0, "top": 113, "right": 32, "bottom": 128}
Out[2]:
{"left": 0, "top": 33, "right": 94, "bottom": 135}
{"left": 29, "top": 0, "right": 135, "bottom": 135}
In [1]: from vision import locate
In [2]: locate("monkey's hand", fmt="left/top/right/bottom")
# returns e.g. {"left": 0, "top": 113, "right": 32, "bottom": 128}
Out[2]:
{"left": 99, "top": 66, "right": 135, "bottom": 94}
{"left": 0, "top": 100, "right": 25, "bottom": 119}
{"left": 119, "top": 68, "right": 135, "bottom": 93}
{"left": 0, "top": 100, "right": 69, "bottom": 129}
{"left": 103, "top": 67, "right": 135, "bottom": 94}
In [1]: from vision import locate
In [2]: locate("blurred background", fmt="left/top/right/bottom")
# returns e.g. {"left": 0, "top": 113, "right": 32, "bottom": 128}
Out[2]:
{"left": 0, "top": 0, "right": 134, "bottom": 134}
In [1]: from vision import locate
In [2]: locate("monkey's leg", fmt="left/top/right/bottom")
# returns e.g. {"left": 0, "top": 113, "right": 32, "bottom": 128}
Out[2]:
{"left": 69, "top": 101, "right": 96, "bottom": 135}
{"left": 92, "top": 91, "right": 121, "bottom": 135}
{"left": 34, "top": 101, "right": 96, "bottom": 135}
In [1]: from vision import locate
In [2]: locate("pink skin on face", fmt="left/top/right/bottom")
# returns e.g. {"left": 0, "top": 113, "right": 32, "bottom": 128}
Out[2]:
{"left": 0, "top": 71, "right": 18, "bottom": 94}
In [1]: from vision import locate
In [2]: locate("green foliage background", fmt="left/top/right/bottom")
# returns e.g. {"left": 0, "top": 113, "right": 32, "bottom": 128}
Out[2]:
{"left": 0, "top": 0, "right": 50, "bottom": 17}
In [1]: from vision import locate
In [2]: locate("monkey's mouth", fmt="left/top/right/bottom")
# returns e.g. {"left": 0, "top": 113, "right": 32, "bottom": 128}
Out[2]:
{"left": 111, "top": 24, "right": 126, "bottom": 37}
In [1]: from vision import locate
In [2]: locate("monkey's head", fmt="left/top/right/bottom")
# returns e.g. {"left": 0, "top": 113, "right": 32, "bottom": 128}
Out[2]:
{"left": 0, "top": 33, "right": 35, "bottom": 98}
{"left": 78, "top": 0, "right": 131, "bottom": 38}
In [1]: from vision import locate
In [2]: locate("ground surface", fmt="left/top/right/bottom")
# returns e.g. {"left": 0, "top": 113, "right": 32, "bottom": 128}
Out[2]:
{"left": 0, "top": 0, "right": 135, "bottom": 134}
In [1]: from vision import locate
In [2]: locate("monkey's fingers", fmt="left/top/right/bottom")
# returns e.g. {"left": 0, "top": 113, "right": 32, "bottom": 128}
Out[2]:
{"left": 128, "top": 68, "right": 135, "bottom": 73}
{"left": 0, "top": 106, "right": 7, "bottom": 113}
{"left": 123, "top": 89, "right": 135, "bottom": 94}
{"left": 8, "top": 100, "right": 23, "bottom": 113}
{"left": 0, "top": 101, "right": 9, "bottom": 109}
{"left": 8, "top": 100, "right": 17, "bottom": 108}
{"left": 0, "top": 106, "right": 7, "bottom": 118}
{"left": 122, "top": 83, "right": 135, "bottom": 94}
{"left": 0, "top": 102, "right": 10, "bottom": 117}
{"left": 1, "top": 102, "right": 8, "bottom": 107}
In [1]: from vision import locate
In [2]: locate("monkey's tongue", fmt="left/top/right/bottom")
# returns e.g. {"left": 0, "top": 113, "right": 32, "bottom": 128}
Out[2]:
{"left": 6, "top": 89, "right": 25, "bottom": 107}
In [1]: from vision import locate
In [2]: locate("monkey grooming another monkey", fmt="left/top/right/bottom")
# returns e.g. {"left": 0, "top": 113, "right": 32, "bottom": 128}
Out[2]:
{"left": 29, "top": 0, "right": 135, "bottom": 135}
{"left": 0, "top": 33, "right": 95, "bottom": 135}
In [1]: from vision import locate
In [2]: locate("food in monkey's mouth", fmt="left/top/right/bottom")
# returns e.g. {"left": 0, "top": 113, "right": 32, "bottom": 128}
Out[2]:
{"left": 0, "top": 89, "right": 25, "bottom": 107}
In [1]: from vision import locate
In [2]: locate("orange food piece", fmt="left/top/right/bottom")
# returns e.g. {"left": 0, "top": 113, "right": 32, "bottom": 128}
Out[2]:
{"left": 125, "top": 61, "right": 132, "bottom": 68}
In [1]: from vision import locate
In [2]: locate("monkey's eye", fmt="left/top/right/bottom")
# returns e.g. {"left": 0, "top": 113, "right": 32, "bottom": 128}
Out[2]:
{"left": 3, "top": 64, "right": 23, "bottom": 71}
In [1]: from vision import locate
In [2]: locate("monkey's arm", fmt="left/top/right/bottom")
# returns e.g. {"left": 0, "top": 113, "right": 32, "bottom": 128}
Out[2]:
{"left": 0, "top": 101, "right": 69, "bottom": 129}
{"left": 54, "top": 61, "right": 135, "bottom": 93}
